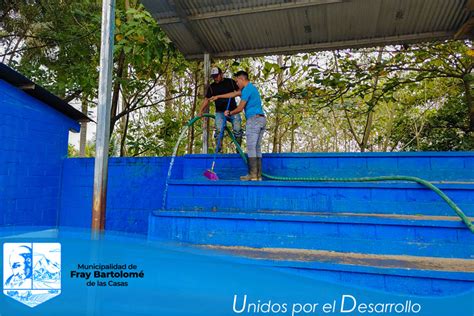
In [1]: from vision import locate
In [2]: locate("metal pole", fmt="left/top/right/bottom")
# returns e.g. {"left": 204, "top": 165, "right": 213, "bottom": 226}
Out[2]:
{"left": 202, "top": 52, "right": 210, "bottom": 154}
{"left": 92, "top": 0, "right": 115, "bottom": 232}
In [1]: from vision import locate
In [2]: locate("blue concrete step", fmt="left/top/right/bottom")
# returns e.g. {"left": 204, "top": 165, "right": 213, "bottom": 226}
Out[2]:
{"left": 164, "top": 180, "right": 474, "bottom": 217}
{"left": 179, "top": 152, "right": 474, "bottom": 181}
{"left": 148, "top": 210, "right": 474, "bottom": 258}
{"left": 193, "top": 245, "right": 474, "bottom": 296}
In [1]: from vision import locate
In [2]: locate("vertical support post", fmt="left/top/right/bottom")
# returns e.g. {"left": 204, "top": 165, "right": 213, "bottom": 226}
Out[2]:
{"left": 92, "top": 0, "right": 116, "bottom": 232}
{"left": 202, "top": 52, "right": 210, "bottom": 154}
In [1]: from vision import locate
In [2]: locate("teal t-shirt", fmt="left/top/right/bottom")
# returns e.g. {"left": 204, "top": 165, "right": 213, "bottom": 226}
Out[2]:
{"left": 240, "top": 82, "right": 264, "bottom": 120}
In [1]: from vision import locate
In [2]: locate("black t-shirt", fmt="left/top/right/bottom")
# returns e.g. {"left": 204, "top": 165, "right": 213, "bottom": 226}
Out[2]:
{"left": 206, "top": 78, "right": 239, "bottom": 112}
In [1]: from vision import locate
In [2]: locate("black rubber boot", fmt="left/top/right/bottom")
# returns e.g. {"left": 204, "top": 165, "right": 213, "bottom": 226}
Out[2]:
{"left": 256, "top": 157, "right": 262, "bottom": 181}
{"left": 240, "top": 157, "right": 258, "bottom": 181}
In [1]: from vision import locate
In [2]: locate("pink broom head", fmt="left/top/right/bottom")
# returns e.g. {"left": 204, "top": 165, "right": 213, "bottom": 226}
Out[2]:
{"left": 203, "top": 169, "right": 219, "bottom": 181}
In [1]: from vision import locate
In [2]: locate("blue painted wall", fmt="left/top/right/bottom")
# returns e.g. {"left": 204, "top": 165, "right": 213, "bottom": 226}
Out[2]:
{"left": 180, "top": 152, "right": 474, "bottom": 181}
{"left": 59, "top": 157, "right": 180, "bottom": 234}
{"left": 166, "top": 153, "right": 474, "bottom": 216}
{"left": 0, "top": 79, "right": 79, "bottom": 227}
{"left": 59, "top": 152, "right": 474, "bottom": 235}
{"left": 165, "top": 180, "right": 474, "bottom": 216}
{"left": 149, "top": 210, "right": 474, "bottom": 258}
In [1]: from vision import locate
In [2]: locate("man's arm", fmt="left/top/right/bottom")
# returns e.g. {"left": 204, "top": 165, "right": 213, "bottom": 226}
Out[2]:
{"left": 226, "top": 100, "right": 247, "bottom": 117}
{"left": 210, "top": 90, "right": 241, "bottom": 101}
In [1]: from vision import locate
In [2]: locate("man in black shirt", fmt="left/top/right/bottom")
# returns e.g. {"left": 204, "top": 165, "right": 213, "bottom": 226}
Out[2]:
{"left": 198, "top": 67, "right": 243, "bottom": 151}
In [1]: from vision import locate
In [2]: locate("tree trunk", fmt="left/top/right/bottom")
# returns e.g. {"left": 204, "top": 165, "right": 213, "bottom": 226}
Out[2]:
{"left": 331, "top": 108, "right": 339, "bottom": 152}
{"left": 110, "top": 50, "right": 126, "bottom": 136}
{"left": 111, "top": 0, "right": 134, "bottom": 137}
{"left": 360, "top": 109, "right": 374, "bottom": 152}
{"left": 333, "top": 51, "right": 362, "bottom": 150}
{"left": 382, "top": 103, "right": 395, "bottom": 151}
{"left": 290, "top": 114, "right": 295, "bottom": 152}
{"left": 1, "top": 38, "right": 15, "bottom": 63}
{"left": 188, "top": 68, "right": 199, "bottom": 154}
{"left": 463, "top": 77, "right": 474, "bottom": 131}
{"left": 7, "top": 36, "right": 24, "bottom": 65}
{"left": 343, "top": 104, "right": 362, "bottom": 148}
{"left": 79, "top": 97, "right": 88, "bottom": 157}
{"left": 278, "top": 132, "right": 284, "bottom": 152}
{"left": 120, "top": 102, "right": 130, "bottom": 157}
{"left": 165, "top": 68, "right": 173, "bottom": 113}
{"left": 272, "top": 55, "right": 284, "bottom": 153}
{"left": 360, "top": 47, "right": 384, "bottom": 152}
{"left": 118, "top": 92, "right": 128, "bottom": 156}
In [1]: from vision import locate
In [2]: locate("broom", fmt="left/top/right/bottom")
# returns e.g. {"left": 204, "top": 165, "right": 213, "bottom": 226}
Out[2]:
{"left": 203, "top": 98, "right": 232, "bottom": 180}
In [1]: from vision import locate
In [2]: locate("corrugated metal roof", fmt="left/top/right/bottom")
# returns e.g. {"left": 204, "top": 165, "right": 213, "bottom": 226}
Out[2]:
{"left": 143, "top": 0, "right": 473, "bottom": 59}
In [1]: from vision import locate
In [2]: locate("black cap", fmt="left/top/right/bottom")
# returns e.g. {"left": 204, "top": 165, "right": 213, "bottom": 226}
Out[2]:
{"left": 210, "top": 67, "right": 222, "bottom": 77}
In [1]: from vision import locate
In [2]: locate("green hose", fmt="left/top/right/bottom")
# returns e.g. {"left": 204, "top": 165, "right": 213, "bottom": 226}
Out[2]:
{"left": 188, "top": 115, "right": 474, "bottom": 233}
{"left": 188, "top": 114, "right": 247, "bottom": 159}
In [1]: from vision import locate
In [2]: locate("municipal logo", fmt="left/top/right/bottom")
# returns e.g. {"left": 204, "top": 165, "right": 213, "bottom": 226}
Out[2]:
{"left": 3, "top": 243, "right": 61, "bottom": 307}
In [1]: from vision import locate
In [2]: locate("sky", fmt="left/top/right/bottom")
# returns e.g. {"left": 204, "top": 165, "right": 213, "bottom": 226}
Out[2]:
{"left": 68, "top": 101, "right": 97, "bottom": 149}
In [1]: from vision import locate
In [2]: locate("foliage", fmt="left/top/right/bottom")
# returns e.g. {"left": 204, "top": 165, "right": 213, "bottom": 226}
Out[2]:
{"left": 1, "top": 1, "right": 472, "bottom": 154}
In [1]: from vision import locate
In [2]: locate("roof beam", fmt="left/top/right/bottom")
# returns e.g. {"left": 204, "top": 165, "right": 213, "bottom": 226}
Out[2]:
{"left": 454, "top": 0, "right": 474, "bottom": 39}
{"left": 170, "top": 0, "right": 212, "bottom": 53}
{"left": 467, "top": 0, "right": 474, "bottom": 11}
{"left": 455, "top": 17, "right": 474, "bottom": 39}
{"left": 158, "top": 0, "right": 345, "bottom": 25}
{"left": 187, "top": 31, "right": 455, "bottom": 60}
{"left": 17, "top": 83, "right": 35, "bottom": 90}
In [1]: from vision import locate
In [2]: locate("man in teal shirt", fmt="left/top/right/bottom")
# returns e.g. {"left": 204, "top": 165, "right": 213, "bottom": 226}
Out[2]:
{"left": 211, "top": 71, "right": 266, "bottom": 180}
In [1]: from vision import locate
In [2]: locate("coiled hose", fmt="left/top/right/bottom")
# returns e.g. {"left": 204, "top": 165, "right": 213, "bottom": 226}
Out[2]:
{"left": 188, "top": 115, "right": 474, "bottom": 233}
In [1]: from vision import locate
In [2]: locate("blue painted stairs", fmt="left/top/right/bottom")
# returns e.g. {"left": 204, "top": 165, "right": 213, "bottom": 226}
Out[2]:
{"left": 149, "top": 153, "right": 474, "bottom": 296}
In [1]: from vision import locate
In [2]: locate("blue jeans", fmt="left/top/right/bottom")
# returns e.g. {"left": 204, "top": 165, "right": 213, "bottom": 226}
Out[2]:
{"left": 246, "top": 115, "right": 266, "bottom": 158}
{"left": 214, "top": 112, "right": 243, "bottom": 146}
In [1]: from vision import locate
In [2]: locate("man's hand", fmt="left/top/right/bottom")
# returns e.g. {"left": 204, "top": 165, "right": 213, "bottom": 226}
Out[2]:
{"left": 224, "top": 110, "right": 231, "bottom": 117}
{"left": 210, "top": 95, "right": 219, "bottom": 102}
